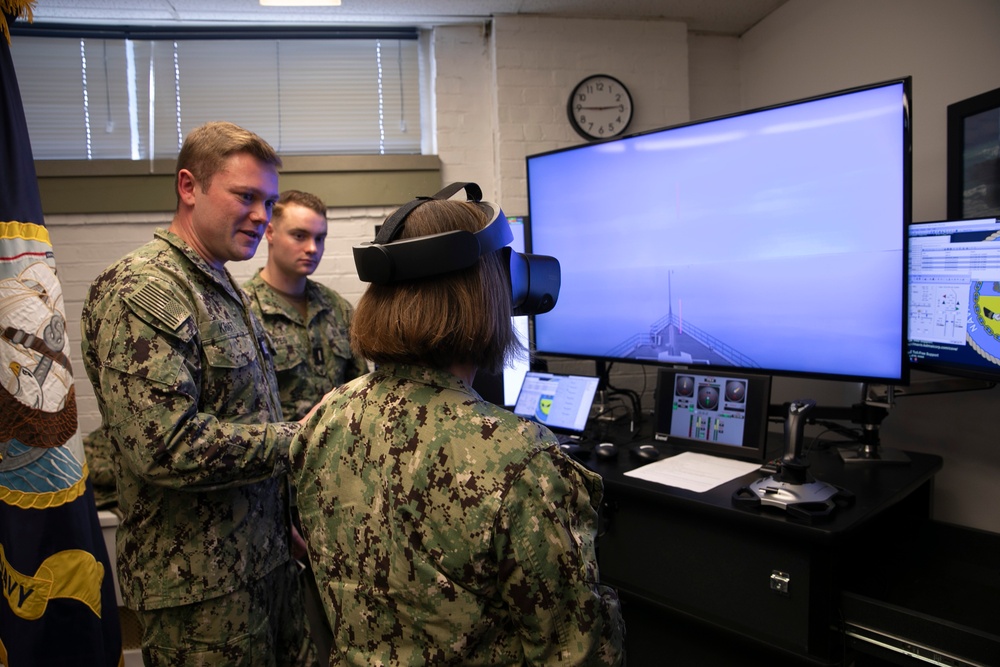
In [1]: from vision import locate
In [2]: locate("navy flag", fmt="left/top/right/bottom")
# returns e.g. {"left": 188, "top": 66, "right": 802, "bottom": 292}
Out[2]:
{"left": 0, "top": 3, "right": 123, "bottom": 665}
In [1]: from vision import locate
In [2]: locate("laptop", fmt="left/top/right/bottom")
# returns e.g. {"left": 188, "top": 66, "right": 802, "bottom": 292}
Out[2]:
{"left": 512, "top": 371, "right": 600, "bottom": 440}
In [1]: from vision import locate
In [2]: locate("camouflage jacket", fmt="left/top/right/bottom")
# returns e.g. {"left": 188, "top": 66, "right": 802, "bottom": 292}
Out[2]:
{"left": 243, "top": 270, "right": 367, "bottom": 421}
{"left": 290, "top": 363, "right": 626, "bottom": 666}
{"left": 83, "top": 426, "right": 118, "bottom": 511}
{"left": 80, "top": 229, "right": 300, "bottom": 611}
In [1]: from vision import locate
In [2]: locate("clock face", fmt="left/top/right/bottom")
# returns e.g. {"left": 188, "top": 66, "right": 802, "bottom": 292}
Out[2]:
{"left": 568, "top": 74, "right": 633, "bottom": 140}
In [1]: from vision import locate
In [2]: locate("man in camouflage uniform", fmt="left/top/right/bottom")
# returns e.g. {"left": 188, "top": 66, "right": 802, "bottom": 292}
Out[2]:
{"left": 81, "top": 121, "right": 317, "bottom": 667}
{"left": 291, "top": 194, "right": 626, "bottom": 665}
{"left": 242, "top": 189, "right": 367, "bottom": 422}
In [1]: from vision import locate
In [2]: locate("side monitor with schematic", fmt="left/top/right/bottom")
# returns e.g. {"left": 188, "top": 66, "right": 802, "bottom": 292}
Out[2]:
{"left": 653, "top": 368, "right": 773, "bottom": 463}
{"left": 732, "top": 399, "right": 855, "bottom": 522}
{"left": 353, "top": 182, "right": 560, "bottom": 317}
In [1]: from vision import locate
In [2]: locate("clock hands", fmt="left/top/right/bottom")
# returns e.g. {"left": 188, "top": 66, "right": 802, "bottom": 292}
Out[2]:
{"left": 579, "top": 105, "right": 620, "bottom": 110}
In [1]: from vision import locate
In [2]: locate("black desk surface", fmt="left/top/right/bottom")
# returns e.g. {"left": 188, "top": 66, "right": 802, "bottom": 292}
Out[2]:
{"left": 576, "top": 427, "right": 943, "bottom": 544}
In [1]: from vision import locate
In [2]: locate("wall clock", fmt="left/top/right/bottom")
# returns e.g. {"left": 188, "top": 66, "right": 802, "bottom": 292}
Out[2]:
{"left": 567, "top": 74, "right": 633, "bottom": 140}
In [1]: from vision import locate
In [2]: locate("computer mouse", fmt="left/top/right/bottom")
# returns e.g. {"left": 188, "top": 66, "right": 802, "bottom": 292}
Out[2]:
{"left": 593, "top": 442, "right": 618, "bottom": 461}
{"left": 630, "top": 444, "right": 661, "bottom": 462}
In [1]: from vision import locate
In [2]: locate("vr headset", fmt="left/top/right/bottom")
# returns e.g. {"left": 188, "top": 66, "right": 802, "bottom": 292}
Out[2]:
{"left": 353, "top": 182, "right": 560, "bottom": 316}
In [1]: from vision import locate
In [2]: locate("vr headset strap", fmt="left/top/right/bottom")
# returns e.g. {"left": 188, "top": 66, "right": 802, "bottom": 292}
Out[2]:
{"left": 374, "top": 182, "right": 483, "bottom": 245}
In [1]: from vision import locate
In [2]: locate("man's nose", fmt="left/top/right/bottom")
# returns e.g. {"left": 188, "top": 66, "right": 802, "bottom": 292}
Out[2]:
{"left": 251, "top": 201, "right": 270, "bottom": 223}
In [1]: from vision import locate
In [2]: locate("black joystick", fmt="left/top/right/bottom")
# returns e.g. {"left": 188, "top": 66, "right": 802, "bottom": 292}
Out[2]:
{"left": 732, "top": 398, "right": 853, "bottom": 522}
{"left": 775, "top": 399, "right": 815, "bottom": 485}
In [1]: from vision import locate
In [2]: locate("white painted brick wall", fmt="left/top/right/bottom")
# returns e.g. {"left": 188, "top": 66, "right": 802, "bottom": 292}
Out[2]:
{"left": 491, "top": 15, "right": 690, "bottom": 213}
{"left": 433, "top": 23, "right": 496, "bottom": 193}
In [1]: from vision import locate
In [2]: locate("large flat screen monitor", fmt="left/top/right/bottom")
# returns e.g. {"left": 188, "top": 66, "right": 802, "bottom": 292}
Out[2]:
{"left": 908, "top": 216, "right": 1000, "bottom": 381}
{"left": 526, "top": 78, "right": 911, "bottom": 384}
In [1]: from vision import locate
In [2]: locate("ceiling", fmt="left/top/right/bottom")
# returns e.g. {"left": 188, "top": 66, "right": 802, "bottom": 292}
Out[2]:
{"left": 28, "top": 0, "right": 789, "bottom": 35}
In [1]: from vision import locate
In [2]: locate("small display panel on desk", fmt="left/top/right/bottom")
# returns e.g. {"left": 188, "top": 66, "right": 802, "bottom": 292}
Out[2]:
{"left": 653, "top": 368, "right": 773, "bottom": 463}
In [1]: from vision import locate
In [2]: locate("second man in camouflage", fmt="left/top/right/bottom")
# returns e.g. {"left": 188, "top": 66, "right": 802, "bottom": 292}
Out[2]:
{"left": 243, "top": 189, "right": 368, "bottom": 422}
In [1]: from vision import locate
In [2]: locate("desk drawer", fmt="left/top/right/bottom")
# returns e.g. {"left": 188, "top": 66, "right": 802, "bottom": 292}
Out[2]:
{"left": 598, "top": 496, "right": 833, "bottom": 657}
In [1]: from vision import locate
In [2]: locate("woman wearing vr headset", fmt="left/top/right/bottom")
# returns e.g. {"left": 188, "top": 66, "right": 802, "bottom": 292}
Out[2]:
{"left": 290, "top": 185, "right": 625, "bottom": 666}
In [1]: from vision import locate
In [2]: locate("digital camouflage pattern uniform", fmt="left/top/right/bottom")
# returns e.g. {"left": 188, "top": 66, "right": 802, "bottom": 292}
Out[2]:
{"left": 81, "top": 229, "right": 314, "bottom": 666}
{"left": 243, "top": 269, "right": 368, "bottom": 421}
{"left": 83, "top": 426, "right": 118, "bottom": 511}
{"left": 291, "top": 363, "right": 626, "bottom": 666}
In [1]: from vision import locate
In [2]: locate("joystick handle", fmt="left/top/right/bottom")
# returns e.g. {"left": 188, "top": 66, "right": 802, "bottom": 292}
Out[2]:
{"left": 777, "top": 399, "right": 816, "bottom": 485}
{"left": 782, "top": 399, "right": 816, "bottom": 464}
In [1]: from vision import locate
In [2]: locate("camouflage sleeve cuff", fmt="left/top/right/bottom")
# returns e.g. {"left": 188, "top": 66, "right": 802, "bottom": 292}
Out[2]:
{"left": 266, "top": 421, "right": 302, "bottom": 475}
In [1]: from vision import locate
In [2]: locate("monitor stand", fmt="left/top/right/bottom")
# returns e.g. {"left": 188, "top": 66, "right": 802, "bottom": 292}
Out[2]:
{"left": 591, "top": 359, "right": 631, "bottom": 424}
{"left": 837, "top": 401, "right": 909, "bottom": 465}
{"left": 838, "top": 377, "right": 994, "bottom": 464}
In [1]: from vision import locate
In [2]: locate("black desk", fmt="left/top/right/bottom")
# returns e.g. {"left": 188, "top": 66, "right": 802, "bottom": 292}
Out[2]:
{"left": 585, "top": 433, "right": 943, "bottom": 666}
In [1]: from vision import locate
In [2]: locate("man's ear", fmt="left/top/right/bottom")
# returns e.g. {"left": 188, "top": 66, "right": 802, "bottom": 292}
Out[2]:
{"left": 177, "top": 169, "right": 198, "bottom": 206}
{"left": 264, "top": 222, "right": 275, "bottom": 244}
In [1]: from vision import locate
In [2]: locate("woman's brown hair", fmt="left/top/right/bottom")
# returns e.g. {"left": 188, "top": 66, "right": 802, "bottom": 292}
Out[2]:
{"left": 351, "top": 199, "right": 522, "bottom": 375}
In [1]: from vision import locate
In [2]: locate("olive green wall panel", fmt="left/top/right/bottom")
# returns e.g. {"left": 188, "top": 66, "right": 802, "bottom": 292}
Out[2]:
{"left": 35, "top": 155, "right": 442, "bottom": 215}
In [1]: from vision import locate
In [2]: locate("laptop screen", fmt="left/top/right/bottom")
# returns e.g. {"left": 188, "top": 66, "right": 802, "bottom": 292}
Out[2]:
{"left": 512, "top": 371, "right": 600, "bottom": 433}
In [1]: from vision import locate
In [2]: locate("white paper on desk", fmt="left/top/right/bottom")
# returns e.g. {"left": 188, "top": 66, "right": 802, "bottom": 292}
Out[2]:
{"left": 624, "top": 451, "right": 760, "bottom": 493}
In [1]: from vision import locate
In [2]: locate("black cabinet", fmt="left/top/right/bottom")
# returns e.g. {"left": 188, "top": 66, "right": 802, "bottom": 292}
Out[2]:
{"left": 588, "top": 437, "right": 943, "bottom": 665}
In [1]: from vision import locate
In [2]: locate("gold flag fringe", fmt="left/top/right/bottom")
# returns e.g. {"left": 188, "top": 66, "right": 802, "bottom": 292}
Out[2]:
{"left": 1, "top": 0, "right": 36, "bottom": 46}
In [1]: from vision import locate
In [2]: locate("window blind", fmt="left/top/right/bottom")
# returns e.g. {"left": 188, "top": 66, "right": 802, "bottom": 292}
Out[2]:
{"left": 10, "top": 32, "right": 422, "bottom": 159}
